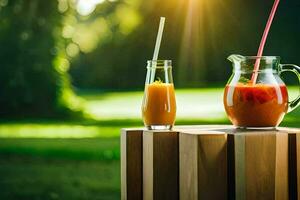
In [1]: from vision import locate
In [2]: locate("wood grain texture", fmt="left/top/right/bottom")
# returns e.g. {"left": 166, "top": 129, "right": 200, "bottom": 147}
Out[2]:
{"left": 143, "top": 130, "right": 179, "bottom": 200}
{"left": 234, "top": 133, "right": 246, "bottom": 200}
{"left": 121, "top": 129, "right": 143, "bottom": 200}
{"left": 179, "top": 133, "right": 199, "bottom": 200}
{"left": 227, "top": 133, "right": 235, "bottom": 200}
{"left": 275, "top": 132, "right": 288, "bottom": 200}
{"left": 246, "top": 133, "right": 277, "bottom": 200}
{"left": 288, "top": 133, "right": 297, "bottom": 200}
{"left": 280, "top": 128, "right": 300, "bottom": 200}
{"left": 179, "top": 131, "right": 227, "bottom": 200}
{"left": 143, "top": 131, "right": 154, "bottom": 200}
{"left": 121, "top": 126, "right": 300, "bottom": 200}
{"left": 232, "top": 131, "right": 288, "bottom": 200}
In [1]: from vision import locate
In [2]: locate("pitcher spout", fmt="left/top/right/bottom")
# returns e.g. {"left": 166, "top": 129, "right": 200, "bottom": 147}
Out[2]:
{"left": 227, "top": 54, "right": 244, "bottom": 63}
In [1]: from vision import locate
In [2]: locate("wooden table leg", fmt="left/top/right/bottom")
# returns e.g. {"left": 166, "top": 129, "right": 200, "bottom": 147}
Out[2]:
{"left": 179, "top": 131, "right": 227, "bottom": 200}
{"left": 229, "top": 131, "right": 288, "bottom": 200}
{"left": 286, "top": 131, "right": 300, "bottom": 200}
{"left": 143, "top": 130, "right": 179, "bottom": 200}
{"left": 121, "top": 129, "right": 143, "bottom": 200}
{"left": 278, "top": 128, "right": 300, "bottom": 200}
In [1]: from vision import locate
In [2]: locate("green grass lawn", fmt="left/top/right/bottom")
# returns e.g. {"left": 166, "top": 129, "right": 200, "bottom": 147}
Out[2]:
{"left": 0, "top": 88, "right": 299, "bottom": 199}
{"left": 0, "top": 155, "right": 120, "bottom": 200}
{"left": 83, "top": 88, "right": 227, "bottom": 120}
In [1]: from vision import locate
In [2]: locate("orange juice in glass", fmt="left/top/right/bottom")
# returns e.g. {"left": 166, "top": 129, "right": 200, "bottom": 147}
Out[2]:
{"left": 142, "top": 60, "right": 176, "bottom": 130}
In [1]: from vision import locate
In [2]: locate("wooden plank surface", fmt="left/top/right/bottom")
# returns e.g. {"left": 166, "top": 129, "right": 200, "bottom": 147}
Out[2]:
{"left": 179, "top": 130, "right": 227, "bottom": 200}
{"left": 121, "top": 129, "right": 143, "bottom": 200}
{"left": 120, "top": 126, "right": 300, "bottom": 200}
{"left": 280, "top": 128, "right": 300, "bottom": 200}
{"left": 179, "top": 132, "right": 199, "bottom": 200}
{"left": 288, "top": 133, "right": 297, "bottom": 200}
{"left": 231, "top": 131, "right": 288, "bottom": 200}
{"left": 143, "top": 130, "right": 179, "bottom": 200}
{"left": 246, "top": 133, "right": 277, "bottom": 200}
{"left": 275, "top": 132, "right": 289, "bottom": 200}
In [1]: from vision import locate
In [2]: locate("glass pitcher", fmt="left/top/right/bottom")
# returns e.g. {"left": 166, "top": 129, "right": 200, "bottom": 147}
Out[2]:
{"left": 141, "top": 60, "right": 176, "bottom": 130}
{"left": 224, "top": 55, "right": 300, "bottom": 128}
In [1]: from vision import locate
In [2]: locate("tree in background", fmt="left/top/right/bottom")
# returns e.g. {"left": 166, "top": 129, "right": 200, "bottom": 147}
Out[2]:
{"left": 0, "top": 0, "right": 299, "bottom": 119}
{"left": 0, "top": 0, "right": 82, "bottom": 118}
{"left": 69, "top": 0, "right": 300, "bottom": 89}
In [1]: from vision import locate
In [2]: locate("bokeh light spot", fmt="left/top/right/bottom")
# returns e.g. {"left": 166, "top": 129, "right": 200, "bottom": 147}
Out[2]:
{"left": 58, "top": 0, "right": 69, "bottom": 13}
{"left": 0, "top": 0, "right": 8, "bottom": 7}
{"left": 76, "top": 0, "right": 106, "bottom": 16}
{"left": 116, "top": 5, "right": 141, "bottom": 35}
{"left": 62, "top": 25, "right": 75, "bottom": 38}
{"left": 20, "top": 32, "right": 29, "bottom": 40}
{"left": 66, "top": 43, "right": 80, "bottom": 57}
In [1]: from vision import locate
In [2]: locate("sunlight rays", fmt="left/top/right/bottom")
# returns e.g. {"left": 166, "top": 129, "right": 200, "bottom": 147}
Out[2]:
{"left": 177, "top": 0, "right": 238, "bottom": 85}
{"left": 178, "top": 0, "right": 206, "bottom": 85}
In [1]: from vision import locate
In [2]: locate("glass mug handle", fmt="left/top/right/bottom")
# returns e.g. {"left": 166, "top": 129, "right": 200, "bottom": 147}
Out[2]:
{"left": 279, "top": 64, "right": 300, "bottom": 113}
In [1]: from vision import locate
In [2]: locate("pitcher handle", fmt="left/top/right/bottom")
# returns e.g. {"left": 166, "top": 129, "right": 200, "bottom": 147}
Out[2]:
{"left": 279, "top": 64, "right": 300, "bottom": 113}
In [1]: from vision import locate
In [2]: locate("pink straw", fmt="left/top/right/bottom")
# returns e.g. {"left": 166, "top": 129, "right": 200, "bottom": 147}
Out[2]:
{"left": 251, "top": 0, "right": 280, "bottom": 84}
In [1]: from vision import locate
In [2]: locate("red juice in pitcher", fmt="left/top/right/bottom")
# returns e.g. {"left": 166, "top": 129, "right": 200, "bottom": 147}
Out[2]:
{"left": 224, "top": 83, "right": 288, "bottom": 127}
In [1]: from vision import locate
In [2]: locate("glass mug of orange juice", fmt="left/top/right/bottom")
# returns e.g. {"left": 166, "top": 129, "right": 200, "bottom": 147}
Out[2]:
{"left": 224, "top": 54, "right": 300, "bottom": 128}
{"left": 142, "top": 60, "right": 176, "bottom": 130}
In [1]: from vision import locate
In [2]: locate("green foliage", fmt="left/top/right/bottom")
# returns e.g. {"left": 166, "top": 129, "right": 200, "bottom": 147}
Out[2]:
{"left": 69, "top": 0, "right": 300, "bottom": 89}
{"left": 0, "top": 0, "right": 299, "bottom": 118}
{"left": 0, "top": 0, "right": 82, "bottom": 118}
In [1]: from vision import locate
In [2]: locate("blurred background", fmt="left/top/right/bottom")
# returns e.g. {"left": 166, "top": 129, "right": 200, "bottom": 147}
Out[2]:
{"left": 0, "top": 0, "right": 299, "bottom": 199}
